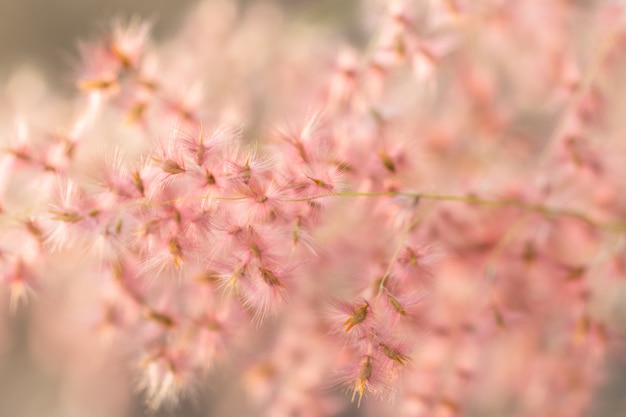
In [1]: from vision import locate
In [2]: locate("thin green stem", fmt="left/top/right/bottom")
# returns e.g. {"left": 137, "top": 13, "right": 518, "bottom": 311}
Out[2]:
{"left": 286, "top": 190, "right": 602, "bottom": 229}
{"left": 375, "top": 200, "right": 437, "bottom": 298}
{"left": 127, "top": 194, "right": 246, "bottom": 209}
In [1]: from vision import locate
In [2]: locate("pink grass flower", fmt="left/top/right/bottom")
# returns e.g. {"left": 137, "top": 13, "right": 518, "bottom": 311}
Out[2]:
{"left": 138, "top": 348, "right": 194, "bottom": 410}
{"left": 1, "top": 3, "right": 625, "bottom": 417}
{"left": 334, "top": 354, "right": 389, "bottom": 408}
{"left": 2, "top": 258, "right": 36, "bottom": 314}
{"left": 239, "top": 265, "right": 290, "bottom": 322}
{"left": 108, "top": 18, "right": 152, "bottom": 71}
{"left": 328, "top": 298, "right": 376, "bottom": 341}
{"left": 233, "top": 177, "right": 289, "bottom": 223}
{"left": 44, "top": 179, "right": 107, "bottom": 252}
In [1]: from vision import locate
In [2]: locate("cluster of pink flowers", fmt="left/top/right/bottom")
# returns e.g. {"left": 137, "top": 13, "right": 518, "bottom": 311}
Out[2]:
{"left": 1, "top": 1, "right": 626, "bottom": 416}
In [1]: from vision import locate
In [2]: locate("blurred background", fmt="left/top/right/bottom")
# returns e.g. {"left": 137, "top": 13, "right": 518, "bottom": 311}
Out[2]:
{"left": 0, "top": 0, "right": 196, "bottom": 88}
{"left": 0, "top": 0, "right": 361, "bottom": 89}
{"left": 0, "top": 1, "right": 624, "bottom": 416}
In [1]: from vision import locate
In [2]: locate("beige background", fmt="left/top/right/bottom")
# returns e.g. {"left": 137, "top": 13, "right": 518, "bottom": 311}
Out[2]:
{"left": 0, "top": 1, "right": 623, "bottom": 416}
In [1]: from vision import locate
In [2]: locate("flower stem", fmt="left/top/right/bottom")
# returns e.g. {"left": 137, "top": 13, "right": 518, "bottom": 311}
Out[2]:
{"left": 291, "top": 190, "right": 603, "bottom": 229}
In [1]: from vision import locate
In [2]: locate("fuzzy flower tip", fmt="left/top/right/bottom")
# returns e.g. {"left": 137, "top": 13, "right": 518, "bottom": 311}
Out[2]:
{"left": 343, "top": 301, "right": 370, "bottom": 333}
{"left": 352, "top": 355, "right": 372, "bottom": 407}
